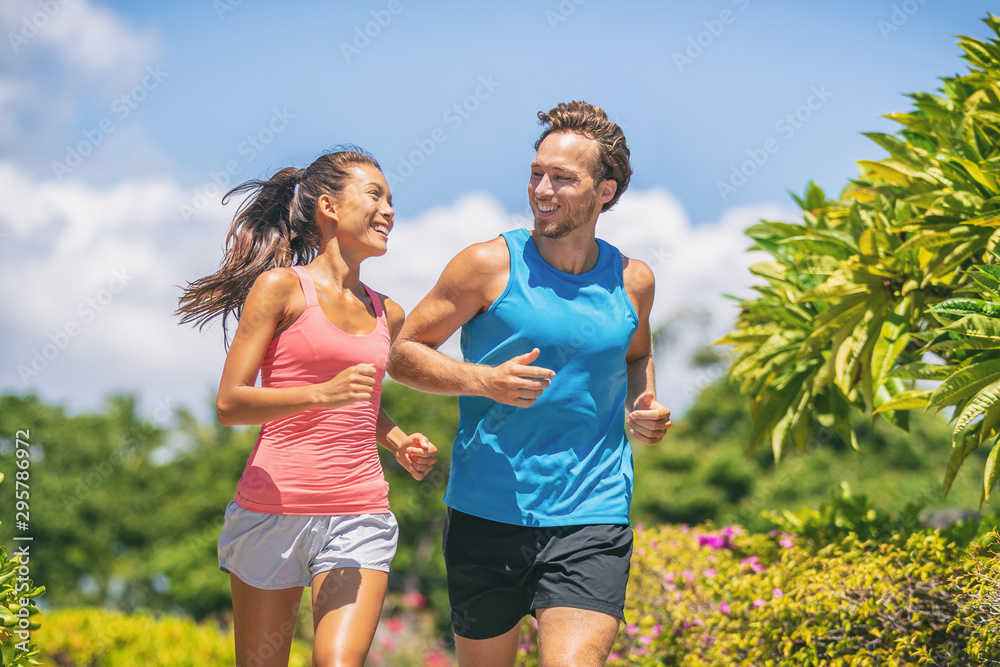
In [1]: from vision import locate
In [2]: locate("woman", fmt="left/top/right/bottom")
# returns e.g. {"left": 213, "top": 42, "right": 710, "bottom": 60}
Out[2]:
{"left": 177, "top": 147, "right": 437, "bottom": 667}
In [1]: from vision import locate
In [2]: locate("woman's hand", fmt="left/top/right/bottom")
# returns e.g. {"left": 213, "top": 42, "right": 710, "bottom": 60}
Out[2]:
{"left": 394, "top": 433, "right": 438, "bottom": 481}
{"left": 313, "top": 363, "right": 378, "bottom": 408}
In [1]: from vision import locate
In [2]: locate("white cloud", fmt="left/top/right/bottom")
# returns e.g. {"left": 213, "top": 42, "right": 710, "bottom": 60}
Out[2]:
{"left": 0, "top": 0, "right": 162, "bottom": 175}
{"left": 2, "top": 0, "right": 157, "bottom": 77}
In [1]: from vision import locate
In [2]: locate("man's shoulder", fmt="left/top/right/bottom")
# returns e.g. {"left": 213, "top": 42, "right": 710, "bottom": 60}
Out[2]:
{"left": 452, "top": 234, "right": 511, "bottom": 274}
{"left": 621, "top": 255, "right": 655, "bottom": 297}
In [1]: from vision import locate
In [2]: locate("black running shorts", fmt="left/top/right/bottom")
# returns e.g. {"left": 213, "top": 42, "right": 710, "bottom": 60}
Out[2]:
{"left": 442, "top": 508, "right": 633, "bottom": 640}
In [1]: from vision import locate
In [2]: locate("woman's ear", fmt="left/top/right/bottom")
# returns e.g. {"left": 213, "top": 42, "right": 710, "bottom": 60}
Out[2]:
{"left": 316, "top": 193, "right": 337, "bottom": 223}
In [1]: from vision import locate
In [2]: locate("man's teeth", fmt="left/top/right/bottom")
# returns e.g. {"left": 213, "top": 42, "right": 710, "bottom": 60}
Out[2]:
{"left": 537, "top": 203, "right": 558, "bottom": 212}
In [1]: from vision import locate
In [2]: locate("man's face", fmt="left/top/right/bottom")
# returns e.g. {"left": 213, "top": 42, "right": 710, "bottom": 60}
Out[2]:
{"left": 528, "top": 131, "right": 611, "bottom": 239}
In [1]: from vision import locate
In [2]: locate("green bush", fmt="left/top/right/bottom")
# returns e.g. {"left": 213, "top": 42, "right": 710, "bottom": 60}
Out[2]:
{"left": 34, "top": 607, "right": 457, "bottom": 667}
{"left": 0, "top": 472, "right": 44, "bottom": 667}
{"left": 34, "top": 608, "right": 309, "bottom": 667}
{"left": 955, "top": 538, "right": 1000, "bottom": 664}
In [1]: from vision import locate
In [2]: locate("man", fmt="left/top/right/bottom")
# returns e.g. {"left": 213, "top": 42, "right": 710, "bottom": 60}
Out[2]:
{"left": 389, "top": 100, "right": 671, "bottom": 666}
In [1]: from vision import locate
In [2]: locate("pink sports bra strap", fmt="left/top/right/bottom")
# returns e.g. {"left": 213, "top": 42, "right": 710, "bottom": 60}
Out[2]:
{"left": 290, "top": 266, "right": 319, "bottom": 307}
{"left": 362, "top": 284, "right": 384, "bottom": 319}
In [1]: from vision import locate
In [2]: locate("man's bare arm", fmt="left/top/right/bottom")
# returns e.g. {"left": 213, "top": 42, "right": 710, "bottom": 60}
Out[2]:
{"left": 389, "top": 238, "right": 555, "bottom": 406}
{"left": 622, "top": 257, "right": 671, "bottom": 444}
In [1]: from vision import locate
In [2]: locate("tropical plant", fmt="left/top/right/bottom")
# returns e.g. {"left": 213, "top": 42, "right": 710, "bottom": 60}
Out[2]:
{"left": 717, "top": 13, "right": 1000, "bottom": 503}
{"left": 0, "top": 473, "right": 44, "bottom": 667}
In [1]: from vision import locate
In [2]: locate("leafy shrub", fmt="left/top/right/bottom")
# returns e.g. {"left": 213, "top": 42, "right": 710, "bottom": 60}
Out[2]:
{"left": 954, "top": 535, "right": 1000, "bottom": 664}
{"left": 34, "top": 607, "right": 456, "bottom": 667}
{"left": 0, "top": 472, "right": 44, "bottom": 667}
{"left": 514, "top": 502, "right": 996, "bottom": 665}
{"left": 618, "top": 521, "right": 998, "bottom": 665}
{"left": 34, "top": 608, "right": 309, "bottom": 667}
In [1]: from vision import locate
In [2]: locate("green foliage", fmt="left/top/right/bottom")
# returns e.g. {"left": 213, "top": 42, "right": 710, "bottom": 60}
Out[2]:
{"left": 0, "top": 394, "right": 178, "bottom": 611}
{"left": 955, "top": 535, "right": 1000, "bottom": 663}
{"left": 0, "top": 475, "right": 44, "bottom": 667}
{"left": 630, "top": 377, "right": 991, "bottom": 532}
{"left": 33, "top": 608, "right": 310, "bottom": 666}
{"left": 379, "top": 380, "right": 458, "bottom": 635}
{"left": 34, "top": 607, "right": 457, "bottom": 667}
{"left": 762, "top": 482, "right": 994, "bottom": 550}
{"left": 718, "top": 14, "right": 1000, "bottom": 494}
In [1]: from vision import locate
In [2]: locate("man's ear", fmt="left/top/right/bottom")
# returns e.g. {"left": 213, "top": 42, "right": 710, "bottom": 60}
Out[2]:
{"left": 599, "top": 179, "right": 617, "bottom": 205}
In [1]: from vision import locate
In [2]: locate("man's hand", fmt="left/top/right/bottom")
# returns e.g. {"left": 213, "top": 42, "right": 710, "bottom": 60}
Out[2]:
{"left": 627, "top": 390, "right": 671, "bottom": 445}
{"left": 485, "top": 348, "right": 556, "bottom": 407}
{"left": 395, "top": 433, "right": 438, "bottom": 481}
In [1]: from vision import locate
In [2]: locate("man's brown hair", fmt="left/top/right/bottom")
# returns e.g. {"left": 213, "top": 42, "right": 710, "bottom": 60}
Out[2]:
{"left": 534, "top": 100, "right": 632, "bottom": 211}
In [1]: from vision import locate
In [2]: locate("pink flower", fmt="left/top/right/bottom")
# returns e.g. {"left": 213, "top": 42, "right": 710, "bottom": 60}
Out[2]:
{"left": 386, "top": 617, "right": 405, "bottom": 634}
{"left": 379, "top": 637, "right": 395, "bottom": 651}
{"left": 636, "top": 547, "right": 646, "bottom": 557}
{"left": 626, "top": 623, "right": 639, "bottom": 635}
{"left": 663, "top": 571, "right": 675, "bottom": 583}
{"left": 652, "top": 624, "right": 663, "bottom": 634}
{"left": 773, "top": 588, "right": 784, "bottom": 598}
{"left": 683, "top": 570, "right": 695, "bottom": 582}
{"left": 693, "top": 617, "right": 705, "bottom": 626}
{"left": 640, "top": 635, "right": 652, "bottom": 645}
{"left": 424, "top": 653, "right": 451, "bottom": 667}
{"left": 681, "top": 524, "right": 690, "bottom": 532}
{"left": 651, "top": 540, "right": 659, "bottom": 549}
{"left": 674, "top": 592, "right": 683, "bottom": 601}
{"left": 697, "top": 534, "right": 726, "bottom": 550}
{"left": 636, "top": 523, "right": 645, "bottom": 532}
{"left": 753, "top": 599, "right": 765, "bottom": 608}
{"left": 608, "top": 653, "right": 621, "bottom": 661}
{"left": 779, "top": 538, "right": 794, "bottom": 548}
{"left": 707, "top": 554, "right": 717, "bottom": 563}
{"left": 720, "top": 525, "right": 742, "bottom": 538}
{"left": 401, "top": 591, "right": 427, "bottom": 608}
{"left": 740, "top": 555, "right": 764, "bottom": 573}
{"left": 635, "top": 647, "right": 648, "bottom": 656}
{"left": 704, "top": 568, "right": 717, "bottom": 579}
{"left": 719, "top": 600, "right": 731, "bottom": 614}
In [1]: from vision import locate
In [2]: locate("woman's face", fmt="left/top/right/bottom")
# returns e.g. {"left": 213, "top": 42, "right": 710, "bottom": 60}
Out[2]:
{"left": 324, "top": 163, "right": 394, "bottom": 258}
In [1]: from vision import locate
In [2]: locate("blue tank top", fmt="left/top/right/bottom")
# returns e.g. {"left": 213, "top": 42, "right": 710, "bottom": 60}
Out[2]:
{"left": 444, "top": 228, "right": 639, "bottom": 526}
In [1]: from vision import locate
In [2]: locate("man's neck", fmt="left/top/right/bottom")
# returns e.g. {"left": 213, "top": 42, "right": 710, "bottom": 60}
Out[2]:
{"left": 531, "top": 226, "right": 600, "bottom": 274}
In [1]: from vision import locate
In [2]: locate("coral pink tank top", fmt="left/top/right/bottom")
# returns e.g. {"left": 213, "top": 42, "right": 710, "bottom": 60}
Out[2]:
{"left": 235, "top": 266, "right": 391, "bottom": 515}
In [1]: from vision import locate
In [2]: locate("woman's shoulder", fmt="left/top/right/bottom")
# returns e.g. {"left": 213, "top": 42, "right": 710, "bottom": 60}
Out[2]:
{"left": 250, "top": 266, "right": 302, "bottom": 299}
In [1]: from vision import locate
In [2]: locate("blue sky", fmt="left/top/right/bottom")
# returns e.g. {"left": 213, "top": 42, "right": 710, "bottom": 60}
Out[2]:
{"left": 0, "top": 0, "right": 995, "bottom": 422}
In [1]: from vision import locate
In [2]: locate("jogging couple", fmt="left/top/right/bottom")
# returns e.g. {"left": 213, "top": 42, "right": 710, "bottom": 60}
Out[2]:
{"left": 179, "top": 99, "right": 671, "bottom": 667}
